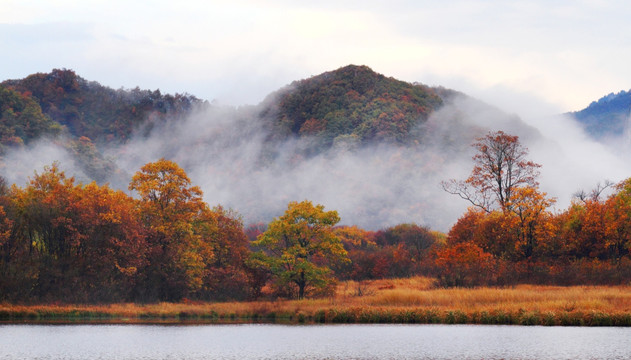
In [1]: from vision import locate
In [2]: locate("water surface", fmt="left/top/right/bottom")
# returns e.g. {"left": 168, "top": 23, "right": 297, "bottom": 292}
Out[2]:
{"left": 1, "top": 324, "right": 630, "bottom": 359}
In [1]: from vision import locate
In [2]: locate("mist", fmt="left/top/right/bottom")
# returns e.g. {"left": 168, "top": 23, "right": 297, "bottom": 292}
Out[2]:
{"left": 2, "top": 90, "right": 630, "bottom": 233}
{"left": 1, "top": 139, "right": 92, "bottom": 186}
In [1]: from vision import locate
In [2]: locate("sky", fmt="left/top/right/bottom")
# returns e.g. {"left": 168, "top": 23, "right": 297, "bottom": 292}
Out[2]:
{"left": 2, "top": 0, "right": 631, "bottom": 115}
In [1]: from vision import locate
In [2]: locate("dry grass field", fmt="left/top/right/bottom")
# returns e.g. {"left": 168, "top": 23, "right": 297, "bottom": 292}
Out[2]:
{"left": 2, "top": 277, "right": 631, "bottom": 325}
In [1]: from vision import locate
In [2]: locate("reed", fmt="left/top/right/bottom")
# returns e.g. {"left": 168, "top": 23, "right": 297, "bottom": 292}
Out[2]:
{"left": 2, "top": 277, "right": 631, "bottom": 325}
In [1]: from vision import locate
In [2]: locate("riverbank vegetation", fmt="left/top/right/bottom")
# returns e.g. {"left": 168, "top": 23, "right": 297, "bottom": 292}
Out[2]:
{"left": 0, "top": 131, "right": 630, "bottom": 308}
{"left": 2, "top": 277, "right": 631, "bottom": 326}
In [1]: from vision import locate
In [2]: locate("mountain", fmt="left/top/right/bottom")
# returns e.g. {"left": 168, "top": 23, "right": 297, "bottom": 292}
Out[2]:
{"left": 1, "top": 69, "right": 205, "bottom": 182}
{"left": 570, "top": 90, "right": 631, "bottom": 140}
{"left": 258, "top": 65, "right": 444, "bottom": 155}
{"left": 2, "top": 68, "right": 204, "bottom": 145}
{"left": 0, "top": 65, "right": 538, "bottom": 230}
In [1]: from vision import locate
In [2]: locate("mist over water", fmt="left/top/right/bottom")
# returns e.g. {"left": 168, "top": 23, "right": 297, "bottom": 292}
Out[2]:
{"left": 3, "top": 92, "right": 630, "bottom": 232}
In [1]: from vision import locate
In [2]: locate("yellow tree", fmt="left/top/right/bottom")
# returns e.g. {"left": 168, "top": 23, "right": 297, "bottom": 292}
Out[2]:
{"left": 252, "top": 200, "right": 349, "bottom": 299}
{"left": 509, "top": 186, "right": 556, "bottom": 262}
{"left": 129, "top": 158, "right": 213, "bottom": 300}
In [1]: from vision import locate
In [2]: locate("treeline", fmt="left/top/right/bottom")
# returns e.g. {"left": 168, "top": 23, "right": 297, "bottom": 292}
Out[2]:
{"left": 1, "top": 133, "right": 630, "bottom": 303}
{"left": 436, "top": 131, "right": 631, "bottom": 287}
{"left": 0, "top": 160, "right": 258, "bottom": 303}
{"left": 435, "top": 183, "right": 631, "bottom": 287}
{"left": 0, "top": 159, "right": 444, "bottom": 303}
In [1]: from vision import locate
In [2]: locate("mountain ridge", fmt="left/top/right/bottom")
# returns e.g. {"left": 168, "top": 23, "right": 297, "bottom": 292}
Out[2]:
{"left": 569, "top": 89, "right": 631, "bottom": 140}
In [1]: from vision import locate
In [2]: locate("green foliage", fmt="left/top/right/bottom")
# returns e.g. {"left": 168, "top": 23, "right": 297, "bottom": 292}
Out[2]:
{"left": 0, "top": 85, "right": 61, "bottom": 153}
{"left": 2, "top": 68, "right": 202, "bottom": 144}
{"left": 68, "top": 136, "right": 117, "bottom": 183}
{"left": 252, "top": 200, "right": 349, "bottom": 299}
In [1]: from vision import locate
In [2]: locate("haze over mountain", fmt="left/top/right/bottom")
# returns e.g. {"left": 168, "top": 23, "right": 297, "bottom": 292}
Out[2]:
{"left": 1, "top": 65, "right": 629, "bottom": 231}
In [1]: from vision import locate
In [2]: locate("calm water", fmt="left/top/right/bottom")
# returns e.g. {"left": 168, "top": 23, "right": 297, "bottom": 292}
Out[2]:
{"left": 1, "top": 324, "right": 630, "bottom": 359}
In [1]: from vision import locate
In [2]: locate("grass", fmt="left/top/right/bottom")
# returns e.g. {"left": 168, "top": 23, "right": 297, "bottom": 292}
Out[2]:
{"left": 2, "top": 277, "right": 631, "bottom": 326}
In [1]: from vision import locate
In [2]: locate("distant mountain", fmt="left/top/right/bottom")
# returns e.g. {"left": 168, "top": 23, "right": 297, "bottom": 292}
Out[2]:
{"left": 258, "top": 65, "right": 444, "bottom": 155}
{"left": 570, "top": 90, "right": 631, "bottom": 140}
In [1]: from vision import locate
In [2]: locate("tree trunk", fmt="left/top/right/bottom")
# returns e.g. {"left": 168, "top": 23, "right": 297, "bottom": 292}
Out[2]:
{"left": 298, "top": 271, "right": 306, "bottom": 300}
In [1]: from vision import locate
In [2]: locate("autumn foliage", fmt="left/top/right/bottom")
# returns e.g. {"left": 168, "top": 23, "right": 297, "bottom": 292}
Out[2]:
{"left": 1, "top": 131, "right": 631, "bottom": 303}
{"left": 437, "top": 131, "right": 631, "bottom": 286}
{"left": 0, "top": 160, "right": 258, "bottom": 303}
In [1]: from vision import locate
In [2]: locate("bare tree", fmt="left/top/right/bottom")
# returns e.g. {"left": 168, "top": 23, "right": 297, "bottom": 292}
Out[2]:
{"left": 442, "top": 130, "right": 541, "bottom": 213}
{"left": 573, "top": 180, "right": 614, "bottom": 203}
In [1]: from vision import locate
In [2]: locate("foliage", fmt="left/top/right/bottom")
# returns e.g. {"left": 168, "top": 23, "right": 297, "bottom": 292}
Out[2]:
{"left": 442, "top": 130, "right": 541, "bottom": 213}
{"left": 433, "top": 242, "right": 496, "bottom": 287}
{"left": 0, "top": 160, "right": 256, "bottom": 303}
{"left": 4, "top": 164, "right": 146, "bottom": 302}
{"left": 129, "top": 158, "right": 214, "bottom": 301}
{"left": 252, "top": 200, "right": 349, "bottom": 299}
{"left": 2, "top": 69, "right": 202, "bottom": 144}
{"left": 259, "top": 65, "right": 443, "bottom": 154}
{"left": 0, "top": 85, "right": 61, "bottom": 153}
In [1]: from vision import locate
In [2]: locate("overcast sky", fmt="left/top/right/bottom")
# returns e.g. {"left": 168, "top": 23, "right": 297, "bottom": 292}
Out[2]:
{"left": 2, "top": 0, "right": 630, "bottom": 114}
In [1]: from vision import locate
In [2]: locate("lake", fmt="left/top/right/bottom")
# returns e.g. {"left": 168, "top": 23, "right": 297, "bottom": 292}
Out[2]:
{"left": 1, "top": 324, "right": 630, "bottom": 359}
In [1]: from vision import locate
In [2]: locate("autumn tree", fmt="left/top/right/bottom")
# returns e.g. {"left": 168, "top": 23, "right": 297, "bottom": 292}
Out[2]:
{"left": 252, "top": 200, "right": 349, "bottom": 299}
{"left": 6, "top": 164, "right": 146, "bottom": 301}
{"left": 129, "top": 158, "right": 214, "bottom": 301}
{"left": 510, "top": 187, "right": 556, "bottom": 261}
{"left": 375, "top": 223, "right": 438, "bottom": 263}
{"left": 433, "top": 241, "right": 496, "bottom": 287}
{"left": 603, "top": 178, "right": 631, "bottom": 265}
{"left": 196, "top": 206, "right": 264, "bottom": 300}
{"left": 0, "top": 85, "right": 61, "bottom": 152}
{"left": 442, "top": 130, "right": 541, "bottom": 213}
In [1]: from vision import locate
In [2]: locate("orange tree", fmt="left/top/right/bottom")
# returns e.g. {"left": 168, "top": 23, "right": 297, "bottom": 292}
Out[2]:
{"left": 5, "top": 164, "right": 146, "bottom": 301}
{"left": 442, "top": 130, "right": 541, "bottom": 213}
{"left": 603, "top": 179, "right": 631, "bottom": 265}
{"left": 252, "top": 200, "right": 349, "bottom": 299}
{"left": 433, "top": 241, "right": 495, "bottom": 287}
{"left": 129, "top": 158, "right": 214, "bottom": 301}
{"left": 441, "top": 131, "right": 557, "bottom": 284}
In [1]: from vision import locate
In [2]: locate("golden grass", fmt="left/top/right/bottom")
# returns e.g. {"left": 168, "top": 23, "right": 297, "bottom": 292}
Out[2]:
{"left": 2, "top": 277, "right": 631, "bottom": 325}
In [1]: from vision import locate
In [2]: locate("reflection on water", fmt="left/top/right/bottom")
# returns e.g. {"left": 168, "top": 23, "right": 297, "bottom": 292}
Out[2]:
{"left": 1, "top": 324, "right": 631, "bottom": 359}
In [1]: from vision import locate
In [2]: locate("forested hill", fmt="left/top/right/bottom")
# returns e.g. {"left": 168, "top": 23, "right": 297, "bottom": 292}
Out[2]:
{"left": 258, "top": 65, "right": 444, "bottom": 153}
{"left": 1, "top": 65, "right": 520, "bottom": 190}
{"left": 1, "top": 69, "right": 203, "bottom": 145}
{"left": 1, "top": 69, "right": 205, "bottom": 182}
{"left": 0, "top": 65, "right": 554, "bottom": 231}
{"left": 570, "top": 89, "right": 631, "bottom": 140}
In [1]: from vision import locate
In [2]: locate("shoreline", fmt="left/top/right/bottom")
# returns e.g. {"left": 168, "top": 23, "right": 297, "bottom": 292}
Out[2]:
{"left": 2, "top": 306, "right": 631, "bottom": 327}
{"left": 3, "top": 278, "right": 631, "bottom": 326}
